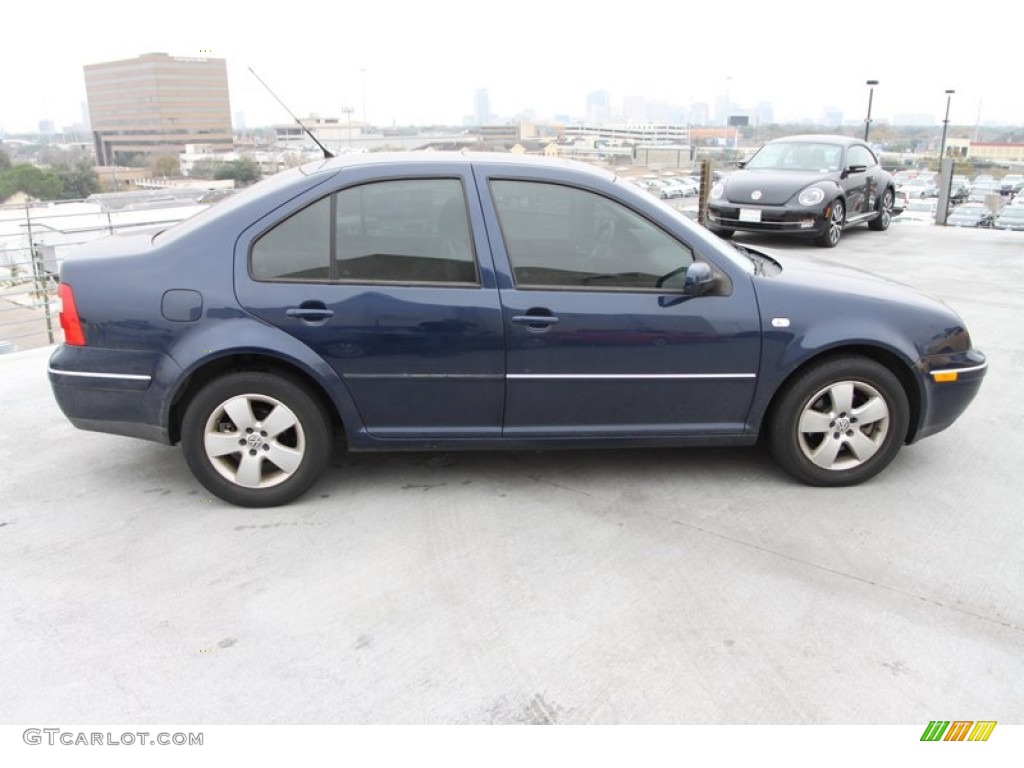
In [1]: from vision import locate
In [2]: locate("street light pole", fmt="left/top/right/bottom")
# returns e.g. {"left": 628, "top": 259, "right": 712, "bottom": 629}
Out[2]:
{"left": 341, "top": 106, "right": 354, "bottom": 148}
{"left": 361, "top": 68, "right": 367, "bottom": 126}
{"left": 939, "top": 89, "right": 955, "bottom": 161}
{"left": 864, "top": 80, "right": 879, "bottom": 141}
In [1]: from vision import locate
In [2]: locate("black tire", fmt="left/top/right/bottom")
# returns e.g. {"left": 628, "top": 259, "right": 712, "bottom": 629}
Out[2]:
{"left": 868, "top": 187, "right": 894, "bottom": 231}
{"left": 710, "top": 227, "right": 735, "bottom": 240}
{"left": 815, "top": 198, "right": 845, "bottom": 247}
{"left": 181, "top": 372, "right": 332, "bottom": 507}
{"left": 766, "top": 357, "right": 909, "bottom": 486}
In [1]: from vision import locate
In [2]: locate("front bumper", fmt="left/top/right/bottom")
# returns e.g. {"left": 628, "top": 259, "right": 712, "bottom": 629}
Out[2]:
{"left": 706, "top": 203, "right": 828, "bottom": 236}
{"left": 913, "top": 350, "right": 988, "bottom": 442}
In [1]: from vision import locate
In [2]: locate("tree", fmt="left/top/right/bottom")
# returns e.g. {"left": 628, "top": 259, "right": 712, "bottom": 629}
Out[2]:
{"left": 151, "top": 155, "right": 181, "bottom": 178}
{"left": 0, "top": 148, "right": 11, "bottom": 173}
{"left": 53, "top": 160, "right": 101, "bottom": 199}
{"left": 214, "top": 158, "right": 261, "bottom": 185}
{"left": 0, "top": 163, "right": 62, "bottom": 200}
{"left": 188, "top": 158, "right": 221, "bottom": 179}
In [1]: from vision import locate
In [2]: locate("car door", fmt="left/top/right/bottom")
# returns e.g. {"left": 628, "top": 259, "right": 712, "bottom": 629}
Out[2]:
{"left": 475, "top": 167, "right": 762, "bottom": 438}
{"left": 234, "top": 163, "right": 506, "bottom": 438}
{"left": 843, "top": 144, "right": 879, "bottom": 217}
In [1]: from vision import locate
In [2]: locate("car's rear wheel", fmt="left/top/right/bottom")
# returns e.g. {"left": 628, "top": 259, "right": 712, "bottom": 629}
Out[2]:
{"left": 181, "top": 372, "right": 331, "bottom": 507}
{"left": 767, "top": 357, "right": 909, "bottom": 486}
{"left": 816, "top": 199, "right": 845, "bottom": 247}
{"left": 869, "top": 188, "right": 894, "bottom": 231}
{"left": 710, "top": 226, "right": 734, "bottom": 240}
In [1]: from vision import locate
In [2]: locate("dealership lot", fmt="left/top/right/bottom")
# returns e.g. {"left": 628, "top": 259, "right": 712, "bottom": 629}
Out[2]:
{"left": 1, "top": 223, "right": 1021, "bottom": 724}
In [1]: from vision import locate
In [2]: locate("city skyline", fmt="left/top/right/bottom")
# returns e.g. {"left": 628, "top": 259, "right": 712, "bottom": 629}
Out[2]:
{"left": 3, "top": 0, "right": 1022, "bottom": 135}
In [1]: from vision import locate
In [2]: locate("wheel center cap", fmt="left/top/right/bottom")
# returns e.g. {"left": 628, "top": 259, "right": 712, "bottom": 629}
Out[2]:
{"left": 835, "top": 417, "right": 851, "bottom": 432}
{"left": 247, "top": 434, "right": 264, "bottom": 450}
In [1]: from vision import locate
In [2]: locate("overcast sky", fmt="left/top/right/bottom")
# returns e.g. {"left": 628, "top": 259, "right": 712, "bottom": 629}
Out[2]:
{"left": 3, "top": 0, "right": 1021, "bottom": 134}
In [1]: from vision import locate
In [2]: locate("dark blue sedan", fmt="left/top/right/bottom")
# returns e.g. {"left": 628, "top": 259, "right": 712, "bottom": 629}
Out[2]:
{"left": 48, "top": 154, "right": 987, "bottom": 506}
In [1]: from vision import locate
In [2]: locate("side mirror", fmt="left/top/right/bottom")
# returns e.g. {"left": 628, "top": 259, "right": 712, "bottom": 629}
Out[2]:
{"left": 656, "top": 261, "right": 715, "bottom": 296}
{"left": 683, "top": 262, "right": 715, "bottom": 296}
{"left": 735, "top": 160, "right": 747, "bottom": 169}
{"left": 846, "top": 164, "right": 868, "bottom": 175}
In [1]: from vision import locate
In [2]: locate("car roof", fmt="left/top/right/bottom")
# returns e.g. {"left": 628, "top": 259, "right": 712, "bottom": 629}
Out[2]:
{"left": 766, "top": 134, "right": 862, "bottom": 146}
{"left": 297, "top": 150, "right": 616, "bottom": 181}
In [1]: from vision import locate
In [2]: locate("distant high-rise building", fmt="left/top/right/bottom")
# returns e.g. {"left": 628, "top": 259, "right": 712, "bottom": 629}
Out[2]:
{"left": 234, "top": 110, "right": 246, "bottom": 131}
{"left": 753, "top": 102, "right": 774, "bottom": 126}
{"left": 715, "top": 93, "right": 733, "bottom": 126}
{"left": 39, "top": 120, "right": 55, "bottom": 136}
{"left": 689, "top": 102, "right": 710, "bottom": 126}
{"left": 622, "top": 95, "right": 646, "bottom": 122}
{"left": 84, "top": 52, "right": 233, "bottom": 165}
{"left": 474, "top": 89, "right": 492, "bottom": 126}
{"left": 585, "top": 90, "right": 611, "bottom": 124}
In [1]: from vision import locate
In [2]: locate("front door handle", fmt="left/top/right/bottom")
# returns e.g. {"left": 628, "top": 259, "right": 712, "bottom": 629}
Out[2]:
{"left": 512, "top": 312, "right": 560, "bottom": 330}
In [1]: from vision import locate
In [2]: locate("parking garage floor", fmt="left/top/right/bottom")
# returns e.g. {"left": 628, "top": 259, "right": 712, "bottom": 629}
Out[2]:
{"left": 1, "top": 223, "right": 1022, "bottom": 724}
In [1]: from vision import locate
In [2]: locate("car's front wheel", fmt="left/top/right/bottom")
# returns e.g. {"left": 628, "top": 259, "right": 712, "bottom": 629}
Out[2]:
{"left": 181, "top": 372, "right": 332, "bottom": 507}
{"left": 767, "top": 356, "right": 909, "bottom": 486}
{"left": 869, "top": 188, "right": 894, "bottom": 231}
{"left": 816, "top": 199, "right": 845, "bottom": 247}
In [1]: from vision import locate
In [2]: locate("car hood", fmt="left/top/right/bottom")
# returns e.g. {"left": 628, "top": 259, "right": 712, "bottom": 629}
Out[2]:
{"left": 722, "top": 169, "right": 835, "bottom": 206}
{"left": 749, "top": 249, "right": 954, "bottom": 315}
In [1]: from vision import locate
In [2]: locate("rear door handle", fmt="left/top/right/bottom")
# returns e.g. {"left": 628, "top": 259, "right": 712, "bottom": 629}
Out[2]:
{"left": 286, "top": 303, "right": 334, "bottom": 321}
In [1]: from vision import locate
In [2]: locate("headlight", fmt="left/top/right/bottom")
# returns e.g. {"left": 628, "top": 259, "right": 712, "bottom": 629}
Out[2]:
{"left": 797, "top": 187, "right": 825, "bottom": 206}
{"left": 710, "top": 182, "right": 724, "bottom": 200}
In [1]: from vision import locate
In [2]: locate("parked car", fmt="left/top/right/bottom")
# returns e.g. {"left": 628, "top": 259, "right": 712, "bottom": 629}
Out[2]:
{"left": 967, "top": 181, "right": 1001, "bottom": 204}
{"left": 706, "top": 135, "right": 896, "bottom": 247}
{"left": 655, "top": 179, "right": 686, "bottom": 199}
{"left": 667, "top": 177, "right": 700, "bottom": 195}
{"left": 893, "top": 189, "right": 909, "bottom": 215}
{"left": 948, "top": 176, "right": 970, "bottom": 203}
{"left": 999, "top": 175, "right": 1024, "bottom": 197}
{"left": 994, "top": 205, "right": 1024, "bottom": 231}
{"left": 49, "top": 153, "right": 986, "bottom": 506}
{"left": 948, "top": 203, "right": 994, "bottom": 228}
{"left": 894, "top": 198, "right": 937, "bottom": 224}
{"left": 896, "top": 178, "right": 937, "bottom": 199}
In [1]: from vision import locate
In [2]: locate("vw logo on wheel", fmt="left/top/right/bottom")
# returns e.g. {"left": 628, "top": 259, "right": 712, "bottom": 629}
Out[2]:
{"left": 751, "top": 190, "right": 762, "bottom": 200}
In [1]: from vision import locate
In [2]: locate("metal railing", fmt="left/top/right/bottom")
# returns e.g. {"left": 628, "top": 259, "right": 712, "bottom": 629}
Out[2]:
{"left": 0, "top": 199, "right": 204, "bottom": 353}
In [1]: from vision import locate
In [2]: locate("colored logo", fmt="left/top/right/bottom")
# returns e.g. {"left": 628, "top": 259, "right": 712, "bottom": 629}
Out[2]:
{"left": 920, "top": 721, "right": 996, "bottom": 742}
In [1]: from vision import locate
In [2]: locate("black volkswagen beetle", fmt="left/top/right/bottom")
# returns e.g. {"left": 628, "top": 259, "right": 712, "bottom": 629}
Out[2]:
{"left": 707, "top": 135, "right": 896, "bottom": 248}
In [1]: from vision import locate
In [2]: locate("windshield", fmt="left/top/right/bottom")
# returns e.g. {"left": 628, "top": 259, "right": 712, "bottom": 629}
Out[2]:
{"left": 746, "top": 142, "right": 842, "bottom": 172}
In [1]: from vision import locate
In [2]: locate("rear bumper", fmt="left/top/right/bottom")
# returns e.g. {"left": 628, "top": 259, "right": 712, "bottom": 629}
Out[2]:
{"left": 48, "top": 345, "right": 180, "bottom": 444}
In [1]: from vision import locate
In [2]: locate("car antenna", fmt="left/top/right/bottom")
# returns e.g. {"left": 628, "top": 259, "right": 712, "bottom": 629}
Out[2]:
{"left": 248, "top": 67, "right": 334, "bottom": 159}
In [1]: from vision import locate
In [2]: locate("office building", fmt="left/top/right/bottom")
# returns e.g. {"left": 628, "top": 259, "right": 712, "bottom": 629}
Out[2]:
{"left": 84, "top": 52, "right": 233, "bottom": 165}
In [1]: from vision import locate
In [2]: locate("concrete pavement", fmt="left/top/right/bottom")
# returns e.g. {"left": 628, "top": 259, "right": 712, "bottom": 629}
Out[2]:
{"left": 1, "top": 222, "right": 1021, "bottom": 724}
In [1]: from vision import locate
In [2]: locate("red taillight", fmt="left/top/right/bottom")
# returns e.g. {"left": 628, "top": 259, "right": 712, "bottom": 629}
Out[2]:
{"left": 58, "top": 283, "right": 86, "bottom": 346}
